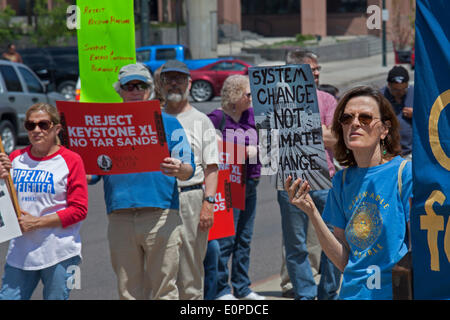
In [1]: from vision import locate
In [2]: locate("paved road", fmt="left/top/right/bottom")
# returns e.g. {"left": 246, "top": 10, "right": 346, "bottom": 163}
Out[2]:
{"left": 0, "top": 96, "right": 281, "bottom": 300}
{"left": 0, "top": 75, "right": 388, "bottom": 299}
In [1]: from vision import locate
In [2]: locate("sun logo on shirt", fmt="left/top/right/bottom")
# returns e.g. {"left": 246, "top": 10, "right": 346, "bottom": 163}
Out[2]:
{"left": 346, "top": 202, "right": 383, "bottom": 251}
{"left": 353, "top": 213, "right": 372, "bottom": 239}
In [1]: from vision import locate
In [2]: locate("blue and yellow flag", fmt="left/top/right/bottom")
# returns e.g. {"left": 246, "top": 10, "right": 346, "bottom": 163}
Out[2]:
{"left": 411, "top": 0, "right": 450, "bottom": 300}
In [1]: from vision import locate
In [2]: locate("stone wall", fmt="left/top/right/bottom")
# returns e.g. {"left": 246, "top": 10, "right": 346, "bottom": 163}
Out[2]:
{"left": 242, "top": 36, "right": 393, "bottom": 63}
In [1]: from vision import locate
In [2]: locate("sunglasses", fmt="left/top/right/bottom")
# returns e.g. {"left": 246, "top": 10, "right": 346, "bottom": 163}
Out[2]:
{"left": 24, "top": 120, "right": 53, "bottom": 131}
{"left": 120, "top": 83, "right": 149, "bottom": 92}
{"left": 339, "top": 113, "right": 380, "bottom": 126}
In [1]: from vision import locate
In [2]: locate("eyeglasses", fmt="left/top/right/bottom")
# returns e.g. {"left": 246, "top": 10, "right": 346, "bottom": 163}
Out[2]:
{"left": 311, "top": 66, "right": 322, "bottom": 73}
{"left": 24, "top": 120, "right": 53, "bottom": 131}
{"left": 339, "top": 113, "right": 380, "bottom": 126}
{"left": 161, "top": 75, "right": 188, "bottom": 85}
{"left": 120, "top": 83, "right": 150, "bottom": 92}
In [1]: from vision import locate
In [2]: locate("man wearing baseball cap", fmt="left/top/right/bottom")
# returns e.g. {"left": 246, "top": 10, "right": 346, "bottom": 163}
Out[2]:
{"left": 89, "top": 63, "right": 196, "bottom": 300}
{"left": 381, "top": 65, "right": 414, "bottom": 159}
{"left": 113, "top": 62, "right": 155, "bottom": 101}
{"left": 158, "top": 60, "right": 220, "bottom": 300}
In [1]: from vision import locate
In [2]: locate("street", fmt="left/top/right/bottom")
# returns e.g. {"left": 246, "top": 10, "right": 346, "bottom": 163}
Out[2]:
{"left": 0, "top": 74, "right": 388, "bottom": 300}
{"left": 2, "top": 0, "right": 447, "bottom": 303}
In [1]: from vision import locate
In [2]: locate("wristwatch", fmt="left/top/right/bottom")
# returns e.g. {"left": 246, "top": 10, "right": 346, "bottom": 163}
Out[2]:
{"left": 203, "top": 196, "right": 215, "bottom": 204}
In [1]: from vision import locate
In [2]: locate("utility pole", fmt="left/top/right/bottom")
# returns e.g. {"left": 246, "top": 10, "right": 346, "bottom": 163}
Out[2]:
{"left": 176, "top": 0, "right": 181, "bottom": 44}
{"left": 382, "top": 0, "right": 387, "bottom": 67}
{"left": 186, "top": 0, "right": 217, "bottom": 59}
{"left": 141, "top": 0, "right": 150, "bottom": 46}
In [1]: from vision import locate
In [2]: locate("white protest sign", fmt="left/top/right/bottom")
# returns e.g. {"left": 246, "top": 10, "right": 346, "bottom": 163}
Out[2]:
{"left": 0, "top": 179, "right": 22, "bottom": 243}
{"left": 249, "top": 64, "right": 332, "bottom": 190}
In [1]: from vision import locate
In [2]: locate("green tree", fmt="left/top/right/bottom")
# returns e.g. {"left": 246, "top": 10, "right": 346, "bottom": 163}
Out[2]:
{"left": 0, "top": 6, "right": 22, "bottom": 46}
{"left": 30, "top": 0, "right": 74, "bottom": 46}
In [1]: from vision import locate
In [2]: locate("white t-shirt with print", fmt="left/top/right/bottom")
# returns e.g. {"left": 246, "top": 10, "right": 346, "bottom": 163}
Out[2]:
{"left": 175, "top": 107, "right": 219, "bottom": 187}
{"left": 6, "top": 146, "right": 88, "bottom": 270}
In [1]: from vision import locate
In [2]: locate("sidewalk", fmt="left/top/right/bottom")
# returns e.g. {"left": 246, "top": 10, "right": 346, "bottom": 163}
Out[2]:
{"left": 250, "top": 273, "right": 324, "bottom": 300}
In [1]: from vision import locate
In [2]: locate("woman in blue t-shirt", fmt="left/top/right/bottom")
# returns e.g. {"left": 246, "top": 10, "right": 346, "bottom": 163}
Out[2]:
{"left": 285, "top": 86, "right": 412, "bottom": 300}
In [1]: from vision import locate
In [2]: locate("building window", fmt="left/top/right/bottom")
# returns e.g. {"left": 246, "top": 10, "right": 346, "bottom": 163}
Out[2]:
{"left": 242, "top": 0, "right": 300, "bottom": 15}
{"left": 327, "top": 0, "right": 367, "bottom": 13}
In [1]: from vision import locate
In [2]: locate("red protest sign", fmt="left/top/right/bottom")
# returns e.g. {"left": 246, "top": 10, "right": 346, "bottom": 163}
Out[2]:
{"left": 218, "top": 140, "right": 246, "bottom": 210}
{"left": 208, "top": 168, "right": 235, "bottom": 241}
{"left": 56, "top": 100, "right": 169, "bottom": 175}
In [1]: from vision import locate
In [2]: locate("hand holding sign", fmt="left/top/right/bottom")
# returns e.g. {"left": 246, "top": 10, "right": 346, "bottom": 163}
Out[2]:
{"left": 160, "top": 157, "right": 182, "bottom": 176}
{"left": 0, "top": 138, "right": 22, "bottom": 243}
{"left": 284, "top": 175, "right": 315, "bottom": 217}
{"left": 0, "top": 153, "right": 12, "bottom": 179}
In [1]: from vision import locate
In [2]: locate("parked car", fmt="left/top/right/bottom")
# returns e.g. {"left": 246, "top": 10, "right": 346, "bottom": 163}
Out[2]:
{"left": 190, "top": 59, "right": 252, "bottom": 102}
{"left": 394, "top": 50, "right": 411, "bottom": 64}
{"left": 0, "top": 60, "right": 64, "bottom": 153}
{"left": 18, "top": 46, "right": 79, "bottom": 100}
{"left": 136, "top": 44, "right": 232, "bottom": 74}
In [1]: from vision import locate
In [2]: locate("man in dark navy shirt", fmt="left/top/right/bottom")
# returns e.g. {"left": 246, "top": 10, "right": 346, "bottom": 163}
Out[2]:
{"left": 381, "top": 66, "right": 414, "bottom": 159}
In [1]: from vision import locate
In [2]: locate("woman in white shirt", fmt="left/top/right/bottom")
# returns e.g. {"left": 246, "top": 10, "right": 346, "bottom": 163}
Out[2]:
{"left": 0, "top": 103, "right": 88, "bottom": 300}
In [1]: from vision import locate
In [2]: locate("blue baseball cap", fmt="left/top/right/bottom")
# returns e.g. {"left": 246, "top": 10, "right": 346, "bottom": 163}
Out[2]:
{"left": 118, "top": 63, "right": 153, "bottom": 85}
{"left": 387, "top": 66, "right": 409, "bottom": 83}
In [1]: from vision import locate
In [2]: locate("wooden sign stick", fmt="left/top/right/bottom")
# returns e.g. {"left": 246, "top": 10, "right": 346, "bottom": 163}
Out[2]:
{"left": 0, "top": 138, "right": 21, "bottom": 218}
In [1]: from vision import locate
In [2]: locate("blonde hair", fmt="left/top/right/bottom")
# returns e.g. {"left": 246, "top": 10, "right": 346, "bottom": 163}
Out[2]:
{"left": 220, "top": 74, "right": 249, "bottom": 114}
{"left": 26, "top": 103, "right": 61, "bottom": 124}
{"left": 26, "top": 103, "right": 61, "bottom": 145}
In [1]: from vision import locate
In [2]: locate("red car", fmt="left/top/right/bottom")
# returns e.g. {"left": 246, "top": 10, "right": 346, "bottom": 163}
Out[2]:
{"left": 190, "top": 59, "right": 252, "bottom": 102}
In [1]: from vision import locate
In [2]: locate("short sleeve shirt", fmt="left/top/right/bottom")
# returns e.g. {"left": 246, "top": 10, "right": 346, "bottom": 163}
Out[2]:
{"left": 323, "top": 156, "right": 412, "bottom": 299}
{"left": 175, "top": 107, "right": 219, "bottom": 187}
{"left": 316, "top": 89, "right": 338, "bottom": 177}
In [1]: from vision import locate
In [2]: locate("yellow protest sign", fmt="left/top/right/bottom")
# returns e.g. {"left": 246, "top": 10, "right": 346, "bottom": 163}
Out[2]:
{"left": 76, "top": 0, "right": 136, "bottom": 102}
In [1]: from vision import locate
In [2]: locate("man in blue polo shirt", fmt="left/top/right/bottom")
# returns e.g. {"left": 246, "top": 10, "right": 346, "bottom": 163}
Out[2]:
{"left": 89, "top": 63, "right": 195, "bottom": 300}
{"left": 381, "top": 66, "right": 414, "bottom": 159}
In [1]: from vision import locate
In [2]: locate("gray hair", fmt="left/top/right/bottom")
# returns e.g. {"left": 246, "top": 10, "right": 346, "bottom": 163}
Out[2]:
{"left": 285, "top": 49, "right": 318, "bottom": 64}
{"left": 220, "top": 74, "right": 249, "bottom": 114}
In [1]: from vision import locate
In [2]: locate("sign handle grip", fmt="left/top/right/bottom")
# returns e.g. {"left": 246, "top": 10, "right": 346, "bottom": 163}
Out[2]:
{"left": 0, "top": 137, "right": 21, "bottom": 218}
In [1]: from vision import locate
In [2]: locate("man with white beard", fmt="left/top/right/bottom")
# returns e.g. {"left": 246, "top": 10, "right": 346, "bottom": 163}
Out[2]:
{"left": 159, "top": 60, "right": 219, "bottom": 300}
